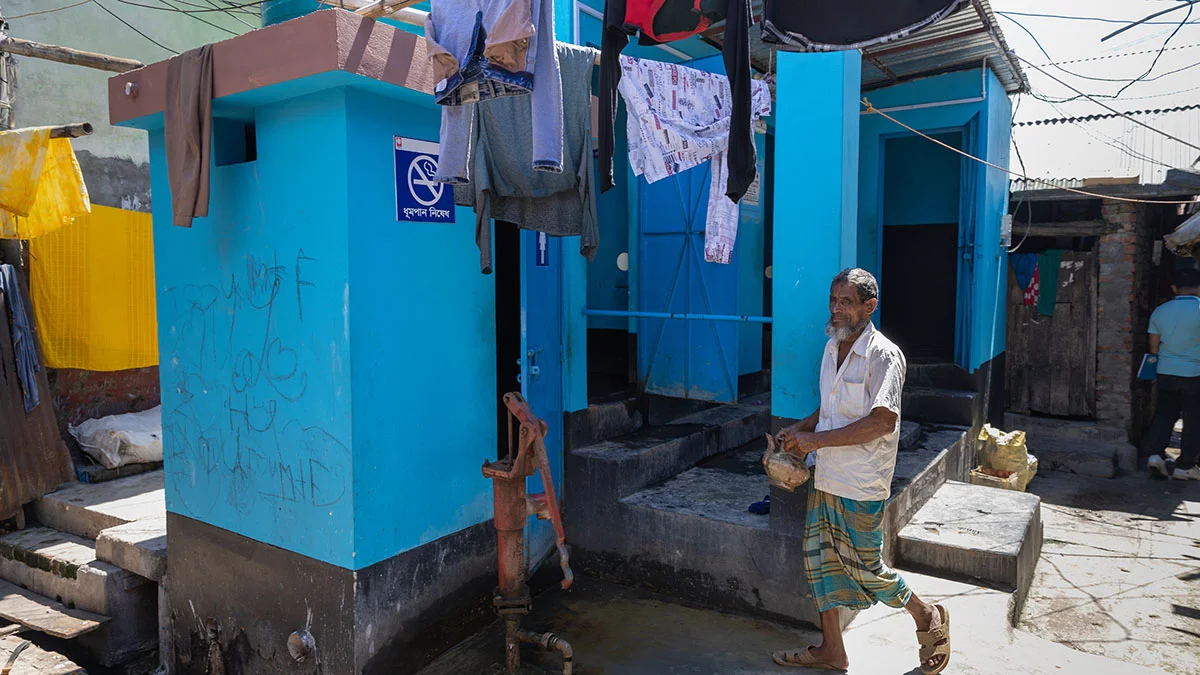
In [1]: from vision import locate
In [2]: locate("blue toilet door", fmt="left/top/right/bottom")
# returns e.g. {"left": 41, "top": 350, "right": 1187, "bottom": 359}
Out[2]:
{"left": 520, "top": 230, "right": 564, "bottom": 570}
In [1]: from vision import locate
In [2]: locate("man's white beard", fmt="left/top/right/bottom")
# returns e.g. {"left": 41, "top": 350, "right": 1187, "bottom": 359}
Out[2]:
{"left": 825, "top": 316, "right": 869, "bottom": 344}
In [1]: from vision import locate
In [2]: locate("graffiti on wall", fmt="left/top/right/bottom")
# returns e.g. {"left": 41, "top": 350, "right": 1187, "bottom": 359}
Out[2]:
{"left": 160, "top": 249, "right": 350, "bottom": 522}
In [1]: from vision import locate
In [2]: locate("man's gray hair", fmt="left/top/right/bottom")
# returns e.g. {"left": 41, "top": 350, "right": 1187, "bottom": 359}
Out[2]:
{"left": 831, "top": 268, "right": 879, "bottom": 303}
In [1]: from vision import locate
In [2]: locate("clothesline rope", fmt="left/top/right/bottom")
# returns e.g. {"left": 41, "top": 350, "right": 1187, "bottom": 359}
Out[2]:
{"left": 861, "top": 97, "right": 1199, "bottom": 206}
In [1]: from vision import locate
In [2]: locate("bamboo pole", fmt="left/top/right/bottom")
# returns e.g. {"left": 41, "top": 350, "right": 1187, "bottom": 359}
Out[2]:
{"left": 355, "top": 0, "right": 424, "bottom": 20}
{"left": 0, "top": 37, "right": 142, "bottom": 74}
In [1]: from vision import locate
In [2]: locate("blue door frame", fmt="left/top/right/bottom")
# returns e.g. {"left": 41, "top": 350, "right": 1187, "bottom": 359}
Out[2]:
{"left": 875, "top": 120, "right": 979, "bottom": 369}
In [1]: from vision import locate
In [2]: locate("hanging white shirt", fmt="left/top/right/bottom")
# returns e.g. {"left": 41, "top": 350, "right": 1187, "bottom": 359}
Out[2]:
{"left": 813, "top": 321, "right": 907, "bottom": 502}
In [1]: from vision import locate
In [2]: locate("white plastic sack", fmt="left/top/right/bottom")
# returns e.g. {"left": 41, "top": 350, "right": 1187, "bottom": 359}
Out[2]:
{"left": 1164, "top": 210, "right": 1200, "bottom": 259}
{"left": 69, "top": 406, "right": 163, "bottom": 469}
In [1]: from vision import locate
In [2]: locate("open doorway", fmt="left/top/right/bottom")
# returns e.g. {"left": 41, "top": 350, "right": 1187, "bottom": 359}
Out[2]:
{"left": 880, "top": 131, "right": 963, "bottom": 362}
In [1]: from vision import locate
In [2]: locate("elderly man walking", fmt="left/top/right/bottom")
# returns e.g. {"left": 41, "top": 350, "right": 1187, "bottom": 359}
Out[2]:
{"left": 768, "top": 268, "right": 950, "bottom": 674}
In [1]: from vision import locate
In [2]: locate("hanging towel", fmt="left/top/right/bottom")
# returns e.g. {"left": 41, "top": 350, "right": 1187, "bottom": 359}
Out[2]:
{"left": 0, "top": 264, "right": 40, "bottom": 412}
{"left": 617, "top": 55, "right": 771, "bottom": 263}
{"left": 598, "top": 0, "right": 756, "bottom": 203}
{"left": 0, "top": 127, "right": 91, "bottom": 239}
{"left": 1036, "top": 250, "right": 1062, "bottom": 317}
{"left": 165, "top": 44, "right": 214, "bottom": 229}
{"left": 454, "top": 43, "right": 598, "bottom": 274}
{"left": 761, "top": 0, "right": 963, "bottom": 51}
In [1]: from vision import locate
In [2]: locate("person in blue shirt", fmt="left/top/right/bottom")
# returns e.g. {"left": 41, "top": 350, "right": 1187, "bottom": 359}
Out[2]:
{"left": 1145, "top": 266, "right": 1200, "bottom": 480}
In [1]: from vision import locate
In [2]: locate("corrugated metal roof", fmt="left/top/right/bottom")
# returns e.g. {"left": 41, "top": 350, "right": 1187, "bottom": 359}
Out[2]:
{"left": 1011, "top": 106, "right": 1200, "bottom": 189}
{"left": 713, "top": 0, "right": 1027, "bottom": 94}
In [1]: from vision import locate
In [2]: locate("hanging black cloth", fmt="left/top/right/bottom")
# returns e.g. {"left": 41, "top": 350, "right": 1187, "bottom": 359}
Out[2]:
{"left": 762, "top": 0, "right": 964, "bottom": 51}
{"left": 597, "top": 0, "right": 755, "bottom": 203}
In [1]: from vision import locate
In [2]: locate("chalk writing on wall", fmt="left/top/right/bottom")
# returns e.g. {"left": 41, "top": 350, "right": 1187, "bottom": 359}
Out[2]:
{"left": 161, "top": 250, "right": 350, "bottom": 521}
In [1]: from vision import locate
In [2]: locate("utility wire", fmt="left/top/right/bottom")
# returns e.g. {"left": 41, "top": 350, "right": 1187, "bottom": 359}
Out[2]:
{"left": 861, "top": 97, "right": 1197, "bottom": 206}
{"left": 95, "top": 1, "right": 178, "bottom": 54}
{"left": 1012, "top": 51, "right": 1200, "bottom": 154}
{"left": 997, "top": 10, "right": 1200, "bottom": 27}
{"left": 159, "top": 0, "right": 240, "bottom": 36}
{"left": 1104, "top": 0, "right": 1200, "bottom": 42}
{"left": 1114, "top": 3, "right": 1194, "bottom": 98}
{"left": 4, "top": 0, "right": 93, "bottom": 19}
{"left": 113, "top": 0, "right": 262, "bottom": 12}
{"left": 203, "top": 0, "right": 255, "bottom": 27}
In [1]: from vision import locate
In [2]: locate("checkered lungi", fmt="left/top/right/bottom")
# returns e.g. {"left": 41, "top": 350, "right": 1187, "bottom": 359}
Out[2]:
{"left": 804, "top": 487, "right": 913, "bottom": 613}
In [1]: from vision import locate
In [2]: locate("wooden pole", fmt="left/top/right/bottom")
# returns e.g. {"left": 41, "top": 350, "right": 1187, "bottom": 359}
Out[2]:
{"left": 0, "top": 37, "right": 142, "bottom": 74}
{"left": 48, "top": 123, "right": 93, "bottom": 139}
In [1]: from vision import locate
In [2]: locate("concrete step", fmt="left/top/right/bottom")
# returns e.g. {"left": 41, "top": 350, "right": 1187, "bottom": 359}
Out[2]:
{"left": 1003, "top": 414, "right": 1137, "bottom": 475}
{"left": 96, "top": 517, "right": 166, "bottom": 584}
{"left": 906, "top": 362, "right": 976, "bottom": 391}
{"left": 1, "top": 635, "right": 85, "bottom": 675}
{"left": 31, "top": 471, "right": 164, "bottom": 541}
{"left": 902, "top": 387, "right": 976, "bottom": 426}
{"left": 567, "top": 396, "right": 643, "bottom": 450}
{"left": 567, "top": 400, "right": 771, "bottom": 509}
{"left": 0, "top": 528, "right": 157, "bottom": 667}
{"left": 1028, "top": 437, "right": 1123, "bottom": 478}
{"left": 897, "top": 481, "right": 1043, "bottom": 619}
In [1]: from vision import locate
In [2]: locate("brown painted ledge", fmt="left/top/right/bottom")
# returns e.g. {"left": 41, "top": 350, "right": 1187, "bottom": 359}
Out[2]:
{"left": 108, "top": 8, "right": 433, "bottom": 126}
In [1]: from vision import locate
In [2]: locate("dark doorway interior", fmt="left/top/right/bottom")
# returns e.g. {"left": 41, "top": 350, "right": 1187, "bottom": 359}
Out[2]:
{"left": 494, "top": 221, "right": 521, "bottom": 458}
{"left": 882, "top": 223, "right": 958, "bottom": 361}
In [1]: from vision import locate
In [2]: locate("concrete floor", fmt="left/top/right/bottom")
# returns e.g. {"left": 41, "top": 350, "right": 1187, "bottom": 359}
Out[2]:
{"left": 1021, "top": 469, "right": 1200, "bottom": 675}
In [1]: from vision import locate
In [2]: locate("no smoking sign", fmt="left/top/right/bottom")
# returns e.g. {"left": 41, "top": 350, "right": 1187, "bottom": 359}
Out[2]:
{"left": 394, "top": 136, "right": 454, "bottom": 223}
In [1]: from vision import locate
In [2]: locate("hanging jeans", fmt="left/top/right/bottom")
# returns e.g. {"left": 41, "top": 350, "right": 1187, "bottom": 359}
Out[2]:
{"left": 618, "top": 56, "right": 770, "bottom": 263}
{"left": 428, "top": 0, "right": 562, "bottom": 184}
{"left": 0, "top": 264, "right": 40, "bottom": 413}
{"left": 1143, "top": 374, "right": 1200, "bottom": 471}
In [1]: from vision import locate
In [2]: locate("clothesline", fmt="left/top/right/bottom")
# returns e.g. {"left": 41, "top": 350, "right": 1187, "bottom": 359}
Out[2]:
{"left": 861, "top": 98, "right": 1199, "bottom": 206}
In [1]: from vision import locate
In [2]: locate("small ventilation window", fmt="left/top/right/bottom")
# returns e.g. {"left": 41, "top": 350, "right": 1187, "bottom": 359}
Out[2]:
{"left": 213, "top": 118, "right": 257, "bottom": 166}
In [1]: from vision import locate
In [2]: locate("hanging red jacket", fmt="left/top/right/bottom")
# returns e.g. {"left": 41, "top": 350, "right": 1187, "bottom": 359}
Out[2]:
{"left": 624, "top": 0, "right": 724, "bottom": 44}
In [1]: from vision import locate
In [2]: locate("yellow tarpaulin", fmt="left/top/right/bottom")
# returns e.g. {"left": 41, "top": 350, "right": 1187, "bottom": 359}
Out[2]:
{"left": 30, "top": 205, "right": 158, "bottom": 371}
{"left": 0, "top": 127, "right": 91, "bottom": 239}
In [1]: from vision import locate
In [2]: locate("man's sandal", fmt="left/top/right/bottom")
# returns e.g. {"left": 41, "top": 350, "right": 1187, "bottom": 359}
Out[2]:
{"left": 917, "top": 604, "right": 951, "bottom": 675}
{"left": 771, "top": 646, "right": 848, "bottom": 671}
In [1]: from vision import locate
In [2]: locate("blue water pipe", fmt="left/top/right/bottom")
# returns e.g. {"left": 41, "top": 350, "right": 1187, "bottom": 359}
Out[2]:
{"left": 582, "top": 309, "right": 772, "bottom": 324}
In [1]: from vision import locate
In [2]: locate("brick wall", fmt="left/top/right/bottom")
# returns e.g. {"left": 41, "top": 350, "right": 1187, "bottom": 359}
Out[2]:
{"left": 47, "top": 367, "right": 160, "bottom": 443}
{"left": 1096, "top": 201, "right": 1140, "bottom": 436}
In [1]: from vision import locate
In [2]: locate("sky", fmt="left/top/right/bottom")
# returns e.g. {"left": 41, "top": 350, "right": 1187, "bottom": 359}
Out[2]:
{"left": 990, "top": 0, "right": 1200, "bottom": 181}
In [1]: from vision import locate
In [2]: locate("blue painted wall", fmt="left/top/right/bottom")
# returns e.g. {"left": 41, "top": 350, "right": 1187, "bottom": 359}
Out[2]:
{"left": 343, "top": 87, "right": 497, "bottom": 569}
{"left": 772, "top": 51, "right": 861, "bottom": 419}
{"left": 858, "top": 68, "right": 1011, "bottom": 371}
{"left": 148, "top": 80, "right": 502, "bottom": 570}
{"left": 151, "top": 88, "right": 358, "bottom": 568}
{"left": 882, "top": 133, "right": 961, "bottom": 227}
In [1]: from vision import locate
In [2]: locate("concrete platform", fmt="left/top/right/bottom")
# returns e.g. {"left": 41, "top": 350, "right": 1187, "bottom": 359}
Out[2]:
{"left": 95, "top": 517, "right": 166, "bottom": 583}
{"left": 0, "top": 528, "right": 157, "bottom": 666}
{"left": 568, "top": 420, "right": 975, "bottom": 628}
{"left": 1005, "top": 414, "right": 1138, "bottom": 476}
{"left": 897, "top": 481, "right": 1043, "bottom": 617}
{"left": 31, "top": 472, "right": 164, "bottom": 541}
{"left": 417, "top": 573, "right": 1159, "bottom": 675}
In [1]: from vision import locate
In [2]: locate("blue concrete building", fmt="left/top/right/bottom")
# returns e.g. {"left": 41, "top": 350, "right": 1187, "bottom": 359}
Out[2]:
{"left": 106, "top": 1, "right": 1025, "bottom": 672}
